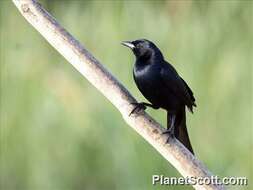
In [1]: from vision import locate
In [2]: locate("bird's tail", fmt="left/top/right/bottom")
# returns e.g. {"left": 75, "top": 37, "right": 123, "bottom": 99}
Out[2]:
{"left": 167, "top": 108, "right": 194, "bottom": 154}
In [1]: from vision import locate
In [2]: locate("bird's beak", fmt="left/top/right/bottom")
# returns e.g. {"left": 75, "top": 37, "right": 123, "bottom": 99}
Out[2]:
{"left": 121, "top": 41, "right": 135, "bottom": 49}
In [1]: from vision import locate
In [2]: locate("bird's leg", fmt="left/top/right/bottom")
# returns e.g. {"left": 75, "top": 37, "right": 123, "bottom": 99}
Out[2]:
{"left": 129, "top": 102, "right": 159, "bottom": 116}
{"left": 162, "top": 114, "right": 176, "bottom": 138}
{"left": 138, "top": 102, "right": 159, "bottom": 109}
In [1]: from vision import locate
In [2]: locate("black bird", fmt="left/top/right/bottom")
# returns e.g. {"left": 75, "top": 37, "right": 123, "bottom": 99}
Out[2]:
{"left": 122, "top": 39, "right": 196, "bottom": 154}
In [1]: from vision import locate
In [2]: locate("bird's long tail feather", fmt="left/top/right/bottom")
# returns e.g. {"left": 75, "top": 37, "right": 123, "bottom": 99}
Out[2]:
{"left": 167, "top": 108, "right": 194, "bottom": 154}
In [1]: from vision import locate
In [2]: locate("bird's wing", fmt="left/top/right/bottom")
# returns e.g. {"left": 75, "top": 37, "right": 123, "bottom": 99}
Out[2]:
{"left": 160, "top": 64, "right": 196, "bottom": 111}
{"left": 180, "top": 77, "right": 196, "bottom": 103}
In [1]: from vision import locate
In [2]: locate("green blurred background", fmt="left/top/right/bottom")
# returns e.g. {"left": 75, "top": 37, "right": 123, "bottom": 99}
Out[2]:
{"left": 0, "top": 0, "right": 252, "bottom": 190}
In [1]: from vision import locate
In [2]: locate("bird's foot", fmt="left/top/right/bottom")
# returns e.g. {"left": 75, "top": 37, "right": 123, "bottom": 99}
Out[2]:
{"left": 162, "top": 128, "right": 175, "bottom": 143}
{"left": 129, "top": 102, "right": 147, "bottom": 116}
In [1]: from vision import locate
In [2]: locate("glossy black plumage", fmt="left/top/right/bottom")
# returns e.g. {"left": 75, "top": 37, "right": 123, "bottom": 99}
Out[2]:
{"left": 122, "top": 39, "right": 196, "bottom": 154}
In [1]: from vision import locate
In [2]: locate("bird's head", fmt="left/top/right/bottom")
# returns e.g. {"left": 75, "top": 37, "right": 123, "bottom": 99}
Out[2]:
{"left": 121, "top": 39, "right": 163, "bottom": 61}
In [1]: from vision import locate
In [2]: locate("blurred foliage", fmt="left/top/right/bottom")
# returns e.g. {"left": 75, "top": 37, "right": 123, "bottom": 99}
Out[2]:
{"left": 0, "top": 0, "right": 252, "bottom": 190}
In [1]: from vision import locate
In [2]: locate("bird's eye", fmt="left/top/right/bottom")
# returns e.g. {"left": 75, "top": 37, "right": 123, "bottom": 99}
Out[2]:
{"left": 136, "top": 44, "right": 142, "bottom": 49}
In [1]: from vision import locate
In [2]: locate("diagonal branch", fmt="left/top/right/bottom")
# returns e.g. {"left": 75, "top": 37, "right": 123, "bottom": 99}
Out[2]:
{"left": 12, "top": 0, "right": 224, "bottom": 189}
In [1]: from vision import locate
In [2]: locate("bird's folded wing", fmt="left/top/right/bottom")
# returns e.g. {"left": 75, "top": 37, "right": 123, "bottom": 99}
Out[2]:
{"left": 160, "top": 67, "right": 195, "bottom": 110}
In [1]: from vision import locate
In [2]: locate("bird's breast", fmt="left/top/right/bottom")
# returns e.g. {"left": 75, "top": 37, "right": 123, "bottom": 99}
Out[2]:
{"left": 133, "top": 64, "right": 163, "bottom": 102}
{"left": 133, "top": 63, "right": 183, "bottom": 111}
